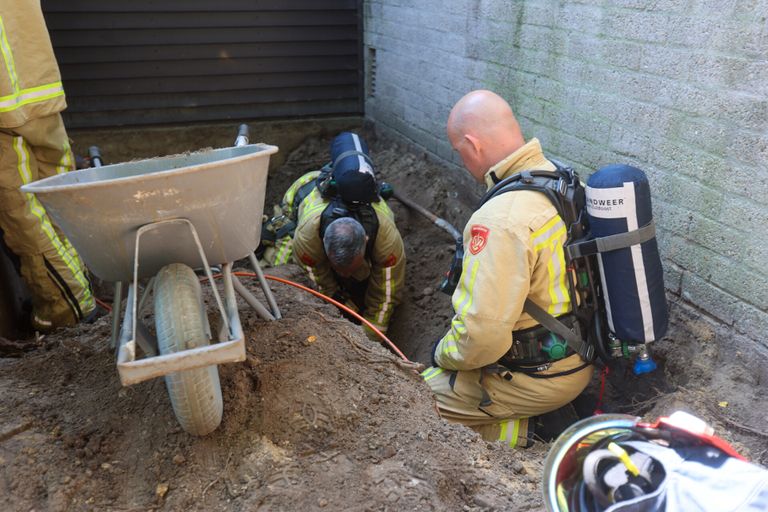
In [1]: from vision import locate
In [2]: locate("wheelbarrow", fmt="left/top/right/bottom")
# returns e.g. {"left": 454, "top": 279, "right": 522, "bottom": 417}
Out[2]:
{"left": 21, "top": 126, "right": 281, "bottom": 436}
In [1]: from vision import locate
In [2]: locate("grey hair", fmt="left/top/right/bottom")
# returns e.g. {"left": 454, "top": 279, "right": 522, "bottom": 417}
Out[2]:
{"left": 323, "top": 217, "right": 366, "bottom": 268}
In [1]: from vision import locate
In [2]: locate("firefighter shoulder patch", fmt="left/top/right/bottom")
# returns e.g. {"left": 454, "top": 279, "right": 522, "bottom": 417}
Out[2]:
{"left": 383, "top": 253, "right": 398, "bottom": 267}
{"left": 299, "top": 253, "right": 316, "bottom": 266}
{"left": 468, "top": 225, "right": 490, "bottom": 255}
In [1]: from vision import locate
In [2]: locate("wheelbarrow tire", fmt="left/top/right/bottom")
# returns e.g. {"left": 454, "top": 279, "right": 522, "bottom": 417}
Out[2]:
{"left": 154, "top": 263, "right": 223, "bottom": 436}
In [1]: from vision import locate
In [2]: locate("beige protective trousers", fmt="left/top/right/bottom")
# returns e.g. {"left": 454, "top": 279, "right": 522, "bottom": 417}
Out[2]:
{"left": 0, "top": 113, "right": 93, "bottom": 329}
{"left": 422, "top": 354, "right": 593, "bottom": 448}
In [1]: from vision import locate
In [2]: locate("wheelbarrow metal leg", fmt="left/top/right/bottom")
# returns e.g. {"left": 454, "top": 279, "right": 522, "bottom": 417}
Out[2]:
{"left": 110, "top": 281, "right": 123, "bottom": 350}
{"left": 248, "top": 252, "right": 281, "bottom": 319}
{"left": 232, "top": 273, "right": 275, "bottom": 321}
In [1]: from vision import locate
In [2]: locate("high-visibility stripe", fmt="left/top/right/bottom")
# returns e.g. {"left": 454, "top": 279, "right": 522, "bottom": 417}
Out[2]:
{"left": 375, "top": 266, "right": 393, "bottom": 325}
{"left": 13, "top": 137, "right": 93, "bottom": 314}
{"left": 0, "top": 82, "right": 65, "bottom": 113}
{"left": 304, "top": 265, "right": 317, "bottom": 285}
{"left": 421, "top": 367, "right": 444, "bottom": 381}
{"left": 441, "top": 259, "right": 479, "bottom": 358}
{"left": 531, "top": 216, "right": 570, "bottom": 315}
{"left": 0, "top": 15, "right": 19, "bottom": 93}
{"left": 498, "top": 419, "right": 521, "bottom": 448}
{"left": 55, "top": 143, "right": 73, "bottom": 175}
{"left": 510, "top": 418, "right": 520, "bottom": 448}
{"left": 274, "top": 239, "right": 292, "bottom": 265}
{"left": 298, "top": 191, "right": 327, "bottom": 224}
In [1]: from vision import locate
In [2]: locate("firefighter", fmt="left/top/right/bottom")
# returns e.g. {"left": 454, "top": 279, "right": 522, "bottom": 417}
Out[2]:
{"left": 286, "top": 132, "right": 405, "bottom": 338}
{"left": 421, "top": 90, "right": 593, "bottom": 448}
{"left": 0, "top": 1, "right": 95, "bottom": 331}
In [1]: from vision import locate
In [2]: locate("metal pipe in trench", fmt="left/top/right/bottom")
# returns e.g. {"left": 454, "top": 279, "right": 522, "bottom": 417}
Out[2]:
{"left": 391, "top": 190, "right": 461, "bottom": 242}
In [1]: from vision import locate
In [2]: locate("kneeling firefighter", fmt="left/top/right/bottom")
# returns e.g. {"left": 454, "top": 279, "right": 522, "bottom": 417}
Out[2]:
{"left": 422, "top": 90, "right": 668, "bottom": 448}
{"left": 263, "top": 132, "right": 405, "bottom": 338}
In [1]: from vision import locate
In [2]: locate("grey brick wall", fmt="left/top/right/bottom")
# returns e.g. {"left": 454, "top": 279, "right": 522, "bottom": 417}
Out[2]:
{"left": 364, "top": 0, "right": 768, "bottom": 346}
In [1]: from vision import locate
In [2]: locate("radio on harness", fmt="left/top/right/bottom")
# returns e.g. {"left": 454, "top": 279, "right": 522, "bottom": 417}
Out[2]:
{"left": 441, "top": 161, "right": 668, "bottom": 371}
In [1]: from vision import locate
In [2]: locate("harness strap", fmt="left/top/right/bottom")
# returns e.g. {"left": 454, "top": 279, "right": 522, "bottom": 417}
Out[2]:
{"left": 523, "top": 298, "right": 595, "bottom": 362}
{"left": 509, "top": 361, "right": 592, "bottom": 379}
{"left": 332, "top": 150, "right": 373, "bottom": 170}
{"left": 566, "top": 221, "right": 656, "bottom": 259}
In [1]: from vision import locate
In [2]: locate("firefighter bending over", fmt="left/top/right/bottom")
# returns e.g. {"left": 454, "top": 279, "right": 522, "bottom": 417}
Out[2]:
{"left": 264, "top": 132, "right": 405, "bottom": 338}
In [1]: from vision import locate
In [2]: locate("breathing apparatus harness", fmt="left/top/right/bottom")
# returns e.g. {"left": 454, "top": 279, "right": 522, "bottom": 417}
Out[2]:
{"left": 269, "top": 148, "right": 390, "bottom": 261}
{"left": 441, "top": 161, "right": 660, "bottom": 376}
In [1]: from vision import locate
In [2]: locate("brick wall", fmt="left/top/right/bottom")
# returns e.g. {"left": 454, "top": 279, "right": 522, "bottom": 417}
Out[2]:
{"left": 364, "top": 0, "right": 768, "bottom": 347}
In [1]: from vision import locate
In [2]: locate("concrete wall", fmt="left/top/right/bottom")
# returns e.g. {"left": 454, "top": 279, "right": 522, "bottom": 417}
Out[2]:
{"left": 364, "top": 0, "right": 768, "bottom": 347}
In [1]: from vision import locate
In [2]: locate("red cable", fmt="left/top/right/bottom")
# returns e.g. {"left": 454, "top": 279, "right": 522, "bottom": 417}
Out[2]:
{"left": 202, "top": 271, "right": 410, "bottom": 362}
{"left": 594, "top": 366, "right": 610, "bottom": 415}
{"left": 95, "top": 297, "right": 112, "bottom": 313}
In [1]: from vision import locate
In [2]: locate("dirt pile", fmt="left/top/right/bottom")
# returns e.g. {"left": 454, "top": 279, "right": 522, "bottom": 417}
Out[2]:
{"left": 1, "top": 129, "right": 767, "bottom": 511}
{"left": 0, "top": 265, "right": 544, "bottom": 511}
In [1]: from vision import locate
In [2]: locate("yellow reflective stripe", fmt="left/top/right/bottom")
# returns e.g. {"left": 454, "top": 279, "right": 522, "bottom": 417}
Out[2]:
{"left": 0, "top": 82, "right": 65, "bottom": 113}
{"left": 531, "top": 216, "right": 569, "bottom": 315}
{"left": 283, "top": 171, "right": 319, "bottom": 216}
{"left": 297, "top": 190, "right": 327, "bottom": 224}
{"left": 441, "top": 341, "right": 459, "bottom": 354}
{"left": 375, "top": 265, "right": 393, "bottom": 325}
{"left": 304, "top": 265, "right": 317, "bottom": 285}
{"left": 441, "top": 259, "right": 479, "bottom": 359}
{"left": 498, "top": 421, "right": 508, "bottom": 442}
{"left": 14, "top": 138, "right": 93, "bottom": 311}
{"left": 531, "top": 216, "right": 563, "bottom": 248}
{"left": 509, "top": 419, "right": 520, "bottom": 448}
{"left": 421, "top": 367, "right": 444, "bottom": 381}
{"left": 55, "top": 143, "right": 73, "bottom": 175}
{"left": 498, "top": 419, "right": 521, "bottom": 448}
{"left": 459, "top": 259, "right": 480, "bottom": 318}
{"left": 274, "top": 239, "right": 292, "bottom": 265}
{"left": 0, "top": 15, "right": 19, "bottom": 92}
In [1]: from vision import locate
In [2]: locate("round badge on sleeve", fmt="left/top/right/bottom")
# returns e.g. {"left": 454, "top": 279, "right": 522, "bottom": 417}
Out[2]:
{"left": 469, "top": 225, "right": 490, "bottom": 255}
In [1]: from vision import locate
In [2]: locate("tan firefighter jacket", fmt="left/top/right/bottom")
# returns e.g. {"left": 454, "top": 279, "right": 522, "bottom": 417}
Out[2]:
{"left": 434, "top": 138, "right": 574, "bottom": 370}
{"left": 0, "top": 0, "right": 66, "bottom": 128}
{"left": 292, "top": 184, "right": 405, "bottom": 333}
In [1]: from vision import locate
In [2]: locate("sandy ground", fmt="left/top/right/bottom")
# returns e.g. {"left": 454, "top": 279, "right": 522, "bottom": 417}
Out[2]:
{"left": 1, "top": 128, "right": 766, "bottom": 511}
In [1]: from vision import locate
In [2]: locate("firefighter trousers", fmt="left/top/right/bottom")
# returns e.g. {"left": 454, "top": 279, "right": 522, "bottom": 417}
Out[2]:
{"left": 0, "top": 114, "right": 94, "bottom": 329}
{"left": 422, "top": 354, "right": 592, "bottom": 448}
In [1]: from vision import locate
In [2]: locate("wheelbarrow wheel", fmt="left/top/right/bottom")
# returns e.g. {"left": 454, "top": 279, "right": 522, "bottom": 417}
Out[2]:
{"left": 154, "top": 263, "right": 223, "bottom": 436}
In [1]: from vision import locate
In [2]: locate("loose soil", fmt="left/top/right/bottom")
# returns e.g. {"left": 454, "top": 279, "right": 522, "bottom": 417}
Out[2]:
{"left": 1, "top": 127, "right": 766, "bottom": 511}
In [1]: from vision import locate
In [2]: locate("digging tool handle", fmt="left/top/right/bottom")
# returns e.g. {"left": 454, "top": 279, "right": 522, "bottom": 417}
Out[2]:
{"left": 235, "top": 124, "right": 250, "bottom": 147}
{"left": 393, "top": 190, "right": 461, "bottom": 241}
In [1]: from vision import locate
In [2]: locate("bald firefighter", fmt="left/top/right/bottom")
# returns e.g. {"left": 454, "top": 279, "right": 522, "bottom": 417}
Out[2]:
{"left": 0, "top": 0, "right": 94, "bottom": 331}
{"left": 275, "top": 133, "right": 405, "bottom": 337}
{"left": 421, "top": 90, "right": 593, "bottom": 448}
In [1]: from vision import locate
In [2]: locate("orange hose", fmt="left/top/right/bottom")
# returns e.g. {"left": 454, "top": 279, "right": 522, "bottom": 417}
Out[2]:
{"left": 203, "top": 271, "right": 410, "bottom": 362}
{"left": 95, "top": 297, "right": 112, "bottom": 313}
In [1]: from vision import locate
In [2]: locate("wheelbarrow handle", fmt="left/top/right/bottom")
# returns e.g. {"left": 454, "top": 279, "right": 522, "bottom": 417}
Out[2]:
{"left": 88, "top": 146, "right": 103, "bottom": 167}
{"left": 235, "top": 124, "right": 250, "bottom": 147}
